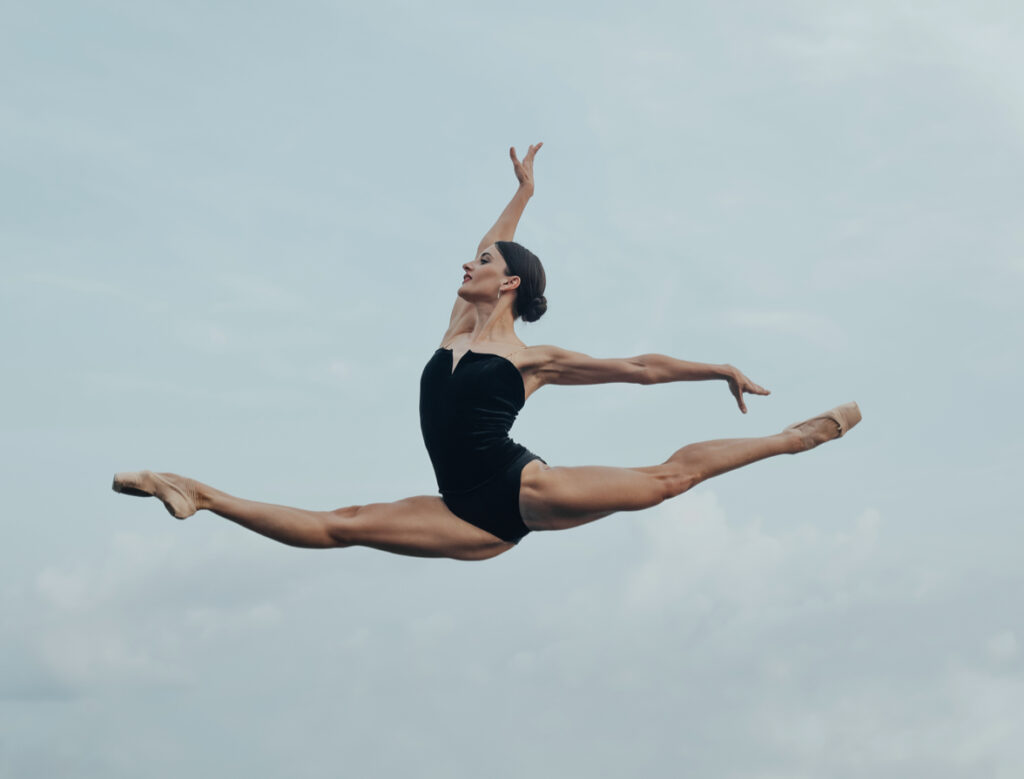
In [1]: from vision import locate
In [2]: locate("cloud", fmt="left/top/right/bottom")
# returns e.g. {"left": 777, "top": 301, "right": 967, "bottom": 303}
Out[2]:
{"left": 722, "top": 307, "right": 846, "bottom": 347}
{"left": 916, "top": 5, "right": 1024, "bottom": 142}
{"left": 19, "top": 272, "right": 170, "bottom": 313}
{"left": 987, "top": 630, "right": 1019, "bottom": 663}
{"left": 7, "top": 531, "right": 298, "bottom": 696}
{"left": 4, "top": 487, "right": 1023, "bottom": 776}
{"left": 207, "top": 271, "right": 306, "bottom": 315}
{"left": 771, "top": 8, "right": 889, "bottom": 83}
{"left": 772, "top": 1, "right": 1024, "bottom": 148}
{"left": 493, "top": 494, "right": 1024, "bottom": 776}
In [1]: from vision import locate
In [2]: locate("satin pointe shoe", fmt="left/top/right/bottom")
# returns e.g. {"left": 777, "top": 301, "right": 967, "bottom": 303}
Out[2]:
{"left": 786, "top": 401, "right": 862, "bottom": 442}
{"left": 112, "top": 470, "right": 198, "bottom": 519}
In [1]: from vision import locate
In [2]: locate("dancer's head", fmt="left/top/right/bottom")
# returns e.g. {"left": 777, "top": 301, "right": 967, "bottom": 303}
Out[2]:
{"left": 460, "top": 241, "right": 547, "bottom": 323}
{"left": 495, "top": 240, "right": 547, "bottom": 323}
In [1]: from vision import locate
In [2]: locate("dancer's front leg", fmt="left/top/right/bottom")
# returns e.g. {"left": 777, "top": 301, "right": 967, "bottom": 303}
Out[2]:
{"left": 520, "top": 413, "right": 848, "bottom": 532}
{"left": 112, "top": 472, "right": 513, "bottom": 561}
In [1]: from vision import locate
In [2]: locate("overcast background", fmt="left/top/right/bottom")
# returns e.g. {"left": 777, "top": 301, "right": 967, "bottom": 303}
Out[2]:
{"left": 2, "top": 1, "right": 1023, "bottom": 777}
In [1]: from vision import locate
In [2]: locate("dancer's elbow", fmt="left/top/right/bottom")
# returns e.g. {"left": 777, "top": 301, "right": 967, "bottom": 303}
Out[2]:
{"left": 633, "top": 356, "right": 660, "bottom": 385}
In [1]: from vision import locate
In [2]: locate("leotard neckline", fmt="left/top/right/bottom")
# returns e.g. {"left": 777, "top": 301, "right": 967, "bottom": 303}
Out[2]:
{"left": 438, "top": 347, "right": 526, "bottom": 400}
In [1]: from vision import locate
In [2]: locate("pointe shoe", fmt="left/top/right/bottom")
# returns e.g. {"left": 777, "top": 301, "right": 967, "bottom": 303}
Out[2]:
{"left": 786, "top": 401, "right": 862, "bottom": 441}
{"left": 112, "top": 470, "right": 198, "bottom": 519}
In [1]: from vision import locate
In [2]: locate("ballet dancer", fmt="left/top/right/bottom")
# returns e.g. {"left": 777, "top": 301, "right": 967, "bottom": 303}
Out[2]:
{"left": 113, "top": 142, "right": 861, "bottom": 561}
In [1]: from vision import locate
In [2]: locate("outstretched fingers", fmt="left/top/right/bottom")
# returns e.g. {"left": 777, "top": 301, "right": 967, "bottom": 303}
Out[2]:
{"left": 510, "top": 142, "right": 543, "bottom": 189}
{"left": 510, "top": 142, "right": 543, "bottom": 165}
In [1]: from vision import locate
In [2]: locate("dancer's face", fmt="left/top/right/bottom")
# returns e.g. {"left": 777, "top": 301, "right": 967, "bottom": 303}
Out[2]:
{"left": 459, "top": 244, "right": 520, "bottom": 302}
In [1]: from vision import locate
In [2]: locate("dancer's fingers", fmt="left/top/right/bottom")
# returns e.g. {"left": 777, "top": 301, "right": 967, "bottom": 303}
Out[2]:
{"left": 510, "top": 146, "right": 520, "bottom": 165}
{"left": 731, "top": 384, "right": 747, "bottom": 413}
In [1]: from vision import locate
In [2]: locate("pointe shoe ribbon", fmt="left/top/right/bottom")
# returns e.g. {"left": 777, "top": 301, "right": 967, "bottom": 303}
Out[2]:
{"left": 112, "top": 470, "right": 197, "bottom": 519}
{"left": 786, "top": 401, "right": 862, "bottom": 437}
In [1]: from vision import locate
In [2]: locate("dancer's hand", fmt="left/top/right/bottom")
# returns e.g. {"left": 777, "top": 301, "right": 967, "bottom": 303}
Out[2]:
{"left": 511, "top": 142, "right": 542, "bottom": 192}
{"left": 725, "top": 366, "right": 770, "bottom": 413}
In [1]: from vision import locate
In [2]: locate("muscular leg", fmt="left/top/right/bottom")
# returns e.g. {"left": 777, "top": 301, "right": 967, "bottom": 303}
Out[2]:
{"left": 520, "top": 417, "right": 839, "bottom": 532}
{"left": 125, "top": 476, "right": 514, "bottom": 561}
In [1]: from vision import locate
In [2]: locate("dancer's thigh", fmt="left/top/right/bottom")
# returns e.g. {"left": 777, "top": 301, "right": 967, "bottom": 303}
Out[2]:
{"left": 338, "top": 496, "right": 514, "bottom": 561}
{"left": 519, "top": 460, "right": 681, "bottom": 532}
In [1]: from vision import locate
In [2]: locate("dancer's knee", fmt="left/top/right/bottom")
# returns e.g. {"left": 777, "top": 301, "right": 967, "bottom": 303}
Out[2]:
{"left": 655, "top": 463, "right": 698, "bottom": 499}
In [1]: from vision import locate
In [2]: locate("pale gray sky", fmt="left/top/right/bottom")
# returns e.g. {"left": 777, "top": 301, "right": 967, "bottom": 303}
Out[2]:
{"left": 2, "top": 1, "right": 1023, "bottom": 777}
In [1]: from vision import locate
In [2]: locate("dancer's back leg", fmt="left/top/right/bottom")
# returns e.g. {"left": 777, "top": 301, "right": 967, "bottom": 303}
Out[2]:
{"left": 117, "top": 474, "right": 514, "bottom": 561}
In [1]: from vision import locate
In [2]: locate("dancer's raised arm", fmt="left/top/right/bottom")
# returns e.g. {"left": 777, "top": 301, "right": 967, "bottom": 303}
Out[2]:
{"left": 475, "top": 143, "right": 542, "bottom": 255}
{"left": 527, "top": 346, "right": 770, "bottom": 413}
{"left": 445, "top": 143, "right": 543, "bottom": 340}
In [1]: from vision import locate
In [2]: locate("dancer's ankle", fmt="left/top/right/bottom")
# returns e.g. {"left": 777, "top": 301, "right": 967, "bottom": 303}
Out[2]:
{"left": 787, "top": 418, "right": 841, "bottom": 451}
{"left": 159, "top": 472, "right": 210, "bottom": 513}
{"left": 189, "top": 479, "right": 213, "bottom": 512}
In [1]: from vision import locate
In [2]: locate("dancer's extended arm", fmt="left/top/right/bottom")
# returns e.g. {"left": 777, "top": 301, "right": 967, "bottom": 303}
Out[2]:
{"left": 530, "top": 346, "right": 770, "bottom": 413}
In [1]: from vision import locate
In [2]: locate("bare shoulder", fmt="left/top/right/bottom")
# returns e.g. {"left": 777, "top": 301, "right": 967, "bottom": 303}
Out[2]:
{"left": 511, "top": 344, "right": 561, "bottom": 370}
{"left": 511, "top": 345, "right": 576, "bottom": 391}
{"left": 514, "top": 344, "right": 584, "bottom": 372}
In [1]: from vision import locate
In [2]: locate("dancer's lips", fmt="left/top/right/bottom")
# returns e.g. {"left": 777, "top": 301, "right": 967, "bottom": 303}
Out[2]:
{"left": 463, "top": 274, "right": 471, "bottom": 282}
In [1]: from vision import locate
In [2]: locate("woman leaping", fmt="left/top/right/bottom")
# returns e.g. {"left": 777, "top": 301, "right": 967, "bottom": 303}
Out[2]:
{"left": 113, "top": 142, "right": 861, "bottom": 560}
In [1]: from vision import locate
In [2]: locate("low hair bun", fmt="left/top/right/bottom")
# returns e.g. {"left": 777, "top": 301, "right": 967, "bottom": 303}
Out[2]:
{"left": 495, "top": 240, "right": 547, "bottom": 323}
{"left": 521, "top": 294, "right": 548, "bottom": 323}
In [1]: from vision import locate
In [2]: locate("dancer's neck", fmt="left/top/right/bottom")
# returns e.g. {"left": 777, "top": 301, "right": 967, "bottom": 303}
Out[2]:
{"left": 467, "top": 298, "right": 519, "bottom": 345}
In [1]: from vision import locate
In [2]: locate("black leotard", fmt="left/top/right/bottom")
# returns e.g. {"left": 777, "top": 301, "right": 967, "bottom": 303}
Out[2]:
{"left": 419, "top": 348, "right": 543, "bottom": 544}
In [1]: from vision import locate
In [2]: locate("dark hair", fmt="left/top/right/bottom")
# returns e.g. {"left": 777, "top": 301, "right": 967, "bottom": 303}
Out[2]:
{"left": 495, "top": 240, "right": 547, "bottom": 323}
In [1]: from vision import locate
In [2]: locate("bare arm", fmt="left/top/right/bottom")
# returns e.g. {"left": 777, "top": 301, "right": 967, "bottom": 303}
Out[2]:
{"left": 530, "top": 346, "right": 770, "bottom": 413}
